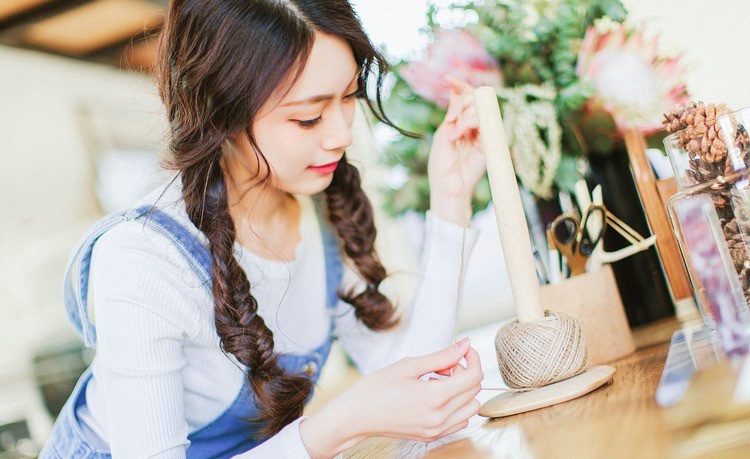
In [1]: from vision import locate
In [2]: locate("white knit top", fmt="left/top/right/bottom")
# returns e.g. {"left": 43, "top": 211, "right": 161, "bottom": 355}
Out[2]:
{"left": 76, "top": 181, "right": 479, "bottom": 458}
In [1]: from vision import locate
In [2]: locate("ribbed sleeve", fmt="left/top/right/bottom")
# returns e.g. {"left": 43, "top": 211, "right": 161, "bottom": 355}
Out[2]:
{"left": 334, "top": 211, "right": 480, "bottom": 374}
{"left": 234, "top": 418, "right": 311, "bottom": 459}
{"left": 90, "top": 223, "right": 198, "bottom": 458}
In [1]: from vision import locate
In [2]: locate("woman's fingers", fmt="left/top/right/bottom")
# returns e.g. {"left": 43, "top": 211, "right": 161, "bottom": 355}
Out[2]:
{"left": 447, "top": 346, "right": 481, "bottom": 376}
{"left": 426, "top": 348, "right": 482, "bottom": 410}
{"left": 459, "top": 105, "right": 479, "bottom": 131}
{"left": 439, "top": 369, "right": 482, "bottom": 432}
{"left": 435, "top": 399, "right": 481, "bottom": 439}
{"left": 437, "top": 376, "right": 481, "bottom": 415}
{"left": 439, "top": 348, "right": 484, "bottom": 396}
{"left": 425, "top": 345, "right": 483, "bottom": 383}
{"left": 442, "top": 77, "right": 475, "bottom": 121}
{"left": 420, "top": 392, "right": 481, "bottom": 442}
{"left": 445, "top": 88, "right": 470, "bottom": 123}
{"left": 445, "top": 77, "right": 476, "bottom": 116}
{"left": 444, "top": 91, "right": 459, "bottom": 122}
{"left": 432, "top": 348, "right": 470, "bottom": 377}
{"left": 403, "top": 337, "right": 471, "bottom": 378}
{"left": 454, "top": 92, "right": 477, "bottom": 120}
{"left": 450, "top": 110, "right": 479, "bottom": 141}
{"left": 440, "top": 348, "right": 483, "bottom": 390}
{"left": 434, "top": 367, "right": 454, "bottom": 377}
{"left": 445, "top": 75, "right": 475, "bottom": 93}
{"left": 447, "top": 92, "right": 479, "bottom": 142}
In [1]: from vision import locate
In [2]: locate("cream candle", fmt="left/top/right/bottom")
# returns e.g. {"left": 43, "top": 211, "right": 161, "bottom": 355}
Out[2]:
{"left": 474, "top": 86, "right": 545, "bottom": 322}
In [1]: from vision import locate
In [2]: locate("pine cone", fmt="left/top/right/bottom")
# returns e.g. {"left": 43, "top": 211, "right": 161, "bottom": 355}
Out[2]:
{"left": 663, "top": 103, "right": 691, "bottom": 133}
{"left": 741, "top": 266, "right": 750, "bottom": 304}
{"left": 723, "top": 217, "right": 739, "bottom": 238}
{"left": 741, "top": 266, "right": 750, "bottom": 291}
{"left": 735, "top": 125, "right": 750, "bottom": 155}
{"left": 686, "top": 157, "right": 725, "bottom": 185}
{"left": 663, "top": 101, "right": 733, "bottom": 184}
{"left": 712, "top": 191, "right": 729, "bottom": 209}
{"left": 726, "top": 233, "right": 746, "bottom": 272}
{"left": 723, "top": 218, "right": 749, "bottom": 272}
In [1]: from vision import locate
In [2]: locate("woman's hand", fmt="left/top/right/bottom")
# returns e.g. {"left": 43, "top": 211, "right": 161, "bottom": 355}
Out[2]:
{"left": 299, "top": 337, "right": 483, "bottom": 458}
{"left": 428, "top": 77, "right": 487, "bottom": 227}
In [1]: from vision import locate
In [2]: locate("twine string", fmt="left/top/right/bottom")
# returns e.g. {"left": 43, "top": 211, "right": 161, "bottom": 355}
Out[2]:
{"left": 455, "top": 137, "right": 468, "bottom": 329}
{"left": 494, "top": 310, "right": 588, "bottom": 389}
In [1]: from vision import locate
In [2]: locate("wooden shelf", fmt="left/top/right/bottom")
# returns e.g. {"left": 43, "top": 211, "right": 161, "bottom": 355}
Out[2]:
{"left": 0, "top": 0, "right": 57, "bottom": 22}
{"left": 623, "top": 128, "right": 693, "bottom": 302}
{"left": 23, "top": 0, "right": 163, "bottom": 55}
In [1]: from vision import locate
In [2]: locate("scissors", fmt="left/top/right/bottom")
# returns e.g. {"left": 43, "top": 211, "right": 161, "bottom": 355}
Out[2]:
{"left": 548, "top": 204, "right": 607, "bottom": 276}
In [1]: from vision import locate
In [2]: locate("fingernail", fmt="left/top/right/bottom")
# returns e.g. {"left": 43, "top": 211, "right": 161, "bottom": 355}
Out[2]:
{"left": 455, "top": 336, "right": 470, "bottom": 352}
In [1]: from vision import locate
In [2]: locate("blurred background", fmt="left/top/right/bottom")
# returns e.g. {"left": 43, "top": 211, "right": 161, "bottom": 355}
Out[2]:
{"left": 1, "top": 0, "right": 749, "bottom": 456}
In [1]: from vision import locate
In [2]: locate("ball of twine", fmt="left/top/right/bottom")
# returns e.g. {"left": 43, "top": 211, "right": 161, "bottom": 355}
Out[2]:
{"left": 495, "top": 310, "right": 588, "bottom": 390}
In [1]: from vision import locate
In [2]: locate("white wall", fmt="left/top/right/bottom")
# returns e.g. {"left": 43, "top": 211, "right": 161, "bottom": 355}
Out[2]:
{"left": 0, "top": 45, "right": 163, "bottom": 434}
{"left": 622, "top": 0, "right": 750, "bottom": 110}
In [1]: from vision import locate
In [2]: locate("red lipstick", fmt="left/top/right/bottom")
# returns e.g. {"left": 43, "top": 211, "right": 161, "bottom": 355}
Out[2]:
{"left": 308, "top": 161, "right": 339, "bottom": 175}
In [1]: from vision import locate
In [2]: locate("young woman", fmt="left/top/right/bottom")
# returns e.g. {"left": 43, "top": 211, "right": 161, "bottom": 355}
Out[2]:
{"left": 40, "top": 1, "right": 487, "bottom": 458}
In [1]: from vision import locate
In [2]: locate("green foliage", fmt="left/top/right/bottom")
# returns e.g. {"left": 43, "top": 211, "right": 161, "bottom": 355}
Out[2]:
{"left": 554, "top": 152, "right": 582, "bottom": 193}
{"left": 454, "top": 0, "right": 625, "bottom": 119}
{"left": 379, "top": 0, "right": 628, "bottom": 216}
{"left": 558, "top": 79, "right": 596, "bottom": 114}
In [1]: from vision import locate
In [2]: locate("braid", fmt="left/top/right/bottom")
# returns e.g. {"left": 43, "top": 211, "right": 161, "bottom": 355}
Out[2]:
{"left": 325, "top": 156, "right": 398, "bottom": 330}
{"left": 181, "top": 151, "right": 312, "bottom": 438}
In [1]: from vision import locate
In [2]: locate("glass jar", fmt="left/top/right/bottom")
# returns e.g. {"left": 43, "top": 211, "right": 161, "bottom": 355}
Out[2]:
{"left": 666, "top": 107, "right": 750, "bottom": 357}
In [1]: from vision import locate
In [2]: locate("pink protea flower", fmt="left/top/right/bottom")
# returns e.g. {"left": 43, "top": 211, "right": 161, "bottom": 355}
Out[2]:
{"left": 402, "top": 29, "right": 503, "bottom": 109}
{"left": 576, "top": 23, "right": 690, "bottom": 135}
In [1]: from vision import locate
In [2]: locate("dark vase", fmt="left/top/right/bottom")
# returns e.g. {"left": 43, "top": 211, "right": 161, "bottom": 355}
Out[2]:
{"left": 588, "top": 145, "right": 675, "bottom": 327}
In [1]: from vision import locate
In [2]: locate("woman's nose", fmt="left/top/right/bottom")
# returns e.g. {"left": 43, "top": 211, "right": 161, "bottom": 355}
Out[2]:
{"left": 321, "top": 107, "right": 354, "bottom": 151}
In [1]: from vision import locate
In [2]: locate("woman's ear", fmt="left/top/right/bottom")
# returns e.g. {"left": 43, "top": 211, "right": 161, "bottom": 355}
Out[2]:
{"left": 225, "top": 126, "right": 251, "bottom": 150}
{"left": 221, "top": 130, "right": 267, "bottom": 182}
{"left": 221, "top": 134, "right": 239, "bottom": 156}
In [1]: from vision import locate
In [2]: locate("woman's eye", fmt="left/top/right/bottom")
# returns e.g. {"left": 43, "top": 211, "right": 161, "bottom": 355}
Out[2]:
{"left": 295, "top": 116, "right": 322, "bottom": 128}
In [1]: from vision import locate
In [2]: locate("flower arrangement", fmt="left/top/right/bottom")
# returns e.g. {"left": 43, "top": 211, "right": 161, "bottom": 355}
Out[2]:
{"left": 380, "top": 0, "right": 690, "bottom": 216}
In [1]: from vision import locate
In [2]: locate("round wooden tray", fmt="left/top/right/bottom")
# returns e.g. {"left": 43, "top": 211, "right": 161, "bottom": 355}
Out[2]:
{"left": 479, "top": 365, "right": 616, "bottom": 418}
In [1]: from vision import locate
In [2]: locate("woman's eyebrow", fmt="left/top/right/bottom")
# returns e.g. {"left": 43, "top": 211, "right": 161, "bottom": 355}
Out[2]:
{"left": 280, "top": 70, "right": 360, "bottom": 108}
{"left": 280, "top": 94, "right": 334, "bottom": 107}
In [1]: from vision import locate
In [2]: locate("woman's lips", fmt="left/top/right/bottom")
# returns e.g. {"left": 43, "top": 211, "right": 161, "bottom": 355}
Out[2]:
{"left": 307, "top": 161, "right": 339, "bottom": 175}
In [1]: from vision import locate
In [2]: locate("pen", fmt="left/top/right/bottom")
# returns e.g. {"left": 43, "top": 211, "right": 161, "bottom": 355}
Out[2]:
{"left": 533, "top": 248, "right": 550, "bottom": 285}
{"left": 547, "top": 229, "right": 561, "bottom": 284}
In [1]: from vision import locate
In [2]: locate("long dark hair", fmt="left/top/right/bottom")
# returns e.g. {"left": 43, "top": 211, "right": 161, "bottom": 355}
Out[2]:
{"left": 157, "top": 0, "right": 400, "bottom": 438}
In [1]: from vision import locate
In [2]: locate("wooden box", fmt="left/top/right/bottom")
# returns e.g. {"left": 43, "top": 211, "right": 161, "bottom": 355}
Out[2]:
{"left": 540, "top": 265, "right": 635, "bottom": 366}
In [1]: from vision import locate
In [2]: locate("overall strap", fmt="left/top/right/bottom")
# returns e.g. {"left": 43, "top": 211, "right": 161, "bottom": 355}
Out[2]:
{"left": 63, "top": 205, "right": 212, "bottom": 348}
{"left": 312, "top": 195, "right": 343, "bottom": 310}
{"left": 64, "top": 197, "right": 343, "bottom": 348}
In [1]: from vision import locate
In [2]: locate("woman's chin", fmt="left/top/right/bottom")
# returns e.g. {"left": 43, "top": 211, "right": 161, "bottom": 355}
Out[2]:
{"left": 286, "top": 175, "right": 336, "bottom": 196}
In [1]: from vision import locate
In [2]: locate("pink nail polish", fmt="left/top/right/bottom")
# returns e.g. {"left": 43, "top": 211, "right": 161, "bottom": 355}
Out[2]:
{"left": 455, "top": 336, "right": 470, "bottom": 351}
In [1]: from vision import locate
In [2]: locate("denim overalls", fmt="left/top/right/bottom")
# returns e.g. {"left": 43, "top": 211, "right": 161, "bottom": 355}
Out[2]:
{"left": 40, "top": 197, "right": 343, "bottom": 459}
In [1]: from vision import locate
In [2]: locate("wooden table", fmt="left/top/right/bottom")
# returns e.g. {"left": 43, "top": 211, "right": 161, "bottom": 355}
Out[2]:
{"left": 343, "top": 320, "right": 750, "bottom": 459}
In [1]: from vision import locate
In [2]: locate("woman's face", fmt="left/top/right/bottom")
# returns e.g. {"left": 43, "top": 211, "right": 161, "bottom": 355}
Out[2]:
{"left": 231, "top": 32, "right": 359, "bottom": 196}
